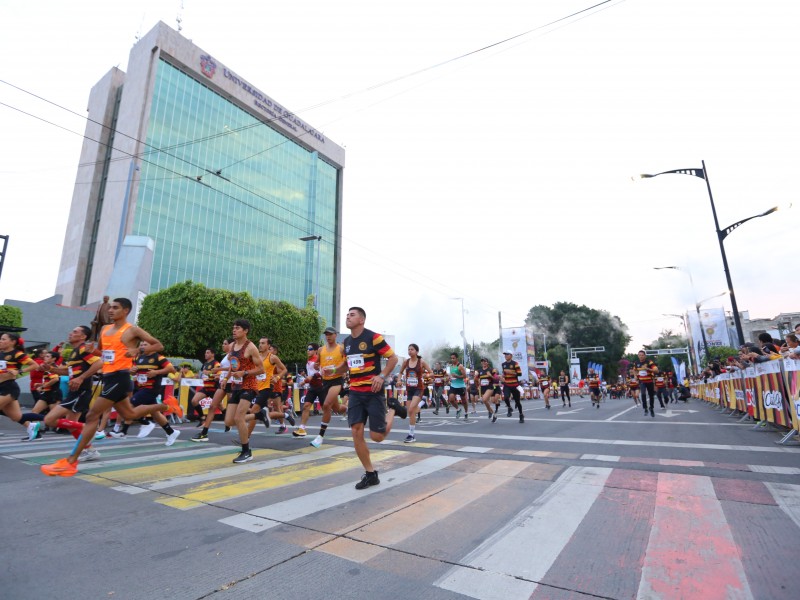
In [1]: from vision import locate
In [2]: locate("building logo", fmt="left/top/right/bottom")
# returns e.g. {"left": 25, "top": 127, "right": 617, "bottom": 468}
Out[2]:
{"left": 200, "top": 55, "right": 217, "bottom": 79}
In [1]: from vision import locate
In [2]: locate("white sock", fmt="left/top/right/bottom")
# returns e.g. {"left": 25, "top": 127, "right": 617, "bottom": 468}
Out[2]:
{"left": 409, "top": 426, "right": 415, "bottom": 435}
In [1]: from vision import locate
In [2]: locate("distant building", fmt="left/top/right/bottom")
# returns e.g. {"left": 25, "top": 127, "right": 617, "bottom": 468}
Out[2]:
{"left": 55, "top": 22, "right": 344, "bottom": 328}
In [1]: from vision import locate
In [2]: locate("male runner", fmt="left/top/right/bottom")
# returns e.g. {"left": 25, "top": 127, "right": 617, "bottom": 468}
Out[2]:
{"left": 654, "top": 370, "right": 669, "bottom": 409}
{"left": 332, "top": 306, "right": 404, "bottom": 490}
{"left": 0, "top": 333, "right": 46, "bottom": 440}
{"left": 248, "top": 338, "right": 290, "bottom": 437}
{"left": 539, "top": 371, "right": 552, "bottom": 409}
{"left": 293, "top": 344, "right": 324, "bottom": 437}
{"left": 627, "top": 369, "right": 640, "bottom": 406}
{"left": 398, "top": 343, "right": 432, "bottom": 443}
{"left": 587, "top": 368, "right": 602, "bottom": 408}
{"left": 633, "top": 350, "right": 658, "bottom": 418}
{"left": 227, "top": 319, "right": 264, "bottom": 464}
{"left": 447, "top": 353, "right": 469, "bottom": 419}
{"left": 191, "top": 339, "right": 233, "bottom": 442}
{"left": 41, "top": 298, "right": 169, "bottom": 476}
{"left": 501, "top": 351, "right": 525, "bottom": 422}
{"left": 189, "top": 348, "right": 220, "bottom": 424}
{"left": 430, "top": 362, "right": 448, "bottom": 415}
{"left": 310, "top": 327, "right": 347, "bottom": 448}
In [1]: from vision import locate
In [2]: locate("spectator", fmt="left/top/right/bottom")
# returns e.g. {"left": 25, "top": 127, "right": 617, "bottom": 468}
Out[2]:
{"left": 782, "top": 333, "right": 800, "bottom": 360}
{"left": 757, "top": 332, "right": 781, "bottom": 356}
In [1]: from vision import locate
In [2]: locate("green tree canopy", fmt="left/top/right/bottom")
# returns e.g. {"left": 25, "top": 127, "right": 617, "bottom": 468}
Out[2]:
{"left": 0, "top": 305, "right": 23, "bottom": 328}
{"left": 645, "top": 328, "right": 690, "bottom": 372}
{"left": 137, "top": 281, "right": 322, "bottom": 366}
{"left": 526, "top": 301, "right": 631, "bottom": 381}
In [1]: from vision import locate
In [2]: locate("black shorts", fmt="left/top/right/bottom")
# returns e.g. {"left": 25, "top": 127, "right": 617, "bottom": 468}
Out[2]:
{"left": 448, "top": 387, "right": 467, "bottom": 399}
{"left": 480, "top": 385, "right": 493, "bottom": 395}
{"left": 199, "top": 386, "right": 218, "bottom": 397}
{"left": 406, "top": 386, "right": 423, "bottom": 399}
{"left": 339, "top": 386, "right": 349, "bottom": 399}
{"left": 228, "top": 389, "right": 255, "bottom": 405}
{"left": 132, "top": 388, "right": 160, "bottom": 406}
{"left": 321, "top": 379, "right": 343, "bottom": 400}
{"left": 42, "top": 388, "right": 63, "bottom": 405}
{"left": 504, "top": 386, "right": 521, "bottom": 402}
{"left": 347, "top": 391, "right": 388, "bottom": 433}
{"left": 31, "top": 389, "right": 43, "bottom": 403}
{"left": 304, "top": 386, "right": 325, "bottom": 405}
{"left": 61, "top": 385, "right": 93, "bottom": 413}
{"left": 469, "top": 386, "right": 478, "bottom": 395}
{"left": 100, "top": 371, "right": 132, "bottom": 403}
{"left": 493, "top": 386, "right": 502, "bottom": 395}
{"left": 0, "top": 380, "right": 21, "bottom": 400}
{"left": 590, "top": 387, "right": 601, "bottom": 397}
{"left": 255, "top": 388, "right": 273, "bottom": 409}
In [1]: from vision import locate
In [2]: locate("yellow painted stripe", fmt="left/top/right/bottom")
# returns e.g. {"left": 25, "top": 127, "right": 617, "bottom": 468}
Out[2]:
{"left": 157, "top": 450, "right": 403, "bottom": 510}
{"left": 82, "top": 448, "right": 286, "bottom": 485}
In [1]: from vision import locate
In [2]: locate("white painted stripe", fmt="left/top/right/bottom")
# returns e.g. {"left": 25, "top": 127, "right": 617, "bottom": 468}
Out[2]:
{"left": 581, "top": 454, "right": 620, "bottom": 462}
{"left": 321, "top": 425, "right": 796, "bottom": 453}
{"left": 436, "top": 466, "right": 612, "bottom": 599}
{"left": 765, "top": 482, "right": 800, "bottom": 530}
{"left": 637, "top": 474, "right": 754, "bottom": 600}
{"left": 660, "top": 459, "right": 705, "bottom": 467}
{"left": 605, "top": 405, "right": 638, "bottom": 421}
{"left": 456, "top": 446, "right": 491, "bottom": 454}
{"left": 749, "top": 465, "right": 800, "bottom": 475}
{"left": 79, "top": 446, "right": 229, "bottom": 470}
{"left": 10, "top": 440, "right": 169, "bottom": 459}
{"left": 112, "top": 446, "right": 353, "bottom": 493}
{"left": 219, "top": 454, "right": 465, "bottom": 533}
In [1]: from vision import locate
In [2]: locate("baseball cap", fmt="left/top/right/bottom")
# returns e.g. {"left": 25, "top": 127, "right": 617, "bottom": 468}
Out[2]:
{"left": 323, "top": 327, "right": 337, "bottom": 335}
{"left": 503, "top": 350, "right": 513, "bottom": 355}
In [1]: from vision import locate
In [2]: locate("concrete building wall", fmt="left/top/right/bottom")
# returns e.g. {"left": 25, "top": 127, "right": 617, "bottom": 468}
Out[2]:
{"left": 5, "top": 295, "right": 97, "bottom": 348}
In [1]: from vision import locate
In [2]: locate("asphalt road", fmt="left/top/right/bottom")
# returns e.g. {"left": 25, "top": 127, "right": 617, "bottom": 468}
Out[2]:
{"left": 2, "top": 395, "right": 799, "bottom": 599}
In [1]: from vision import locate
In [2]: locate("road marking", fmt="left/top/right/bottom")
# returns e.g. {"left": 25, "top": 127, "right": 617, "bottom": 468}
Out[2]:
{"left": 109, "top": 446, "right": 353, "bottom": 494}
{"left": 637, "top": 473, "right": 754, "bottom": 600}
{"left": 9, "top": 439, "right": 170, "bottom": 459}
{"left": 436, "top": 466, "right": 612, "bottom": 599}
{"left": 765, "top": 482, "right": 800, "bottom": 530}
{"left": 456, "top": 446, "right": 491, "bottom": 453}
{"left": 218, "top": 454, "right": 465, "bottom": 532}
{"left": 749, "top": 465, "right": 800, "bottom": 475}
{"left": 581, "top": 454, "right": 620, "bottom": 462}
{"left": 605, "top": 405, "right": 638, "bottom": 421}
{"left": 78, "top": 446, "right": 229, "bottom": 470}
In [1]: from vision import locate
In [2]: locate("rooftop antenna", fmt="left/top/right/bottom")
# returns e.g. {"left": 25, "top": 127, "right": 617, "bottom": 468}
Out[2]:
{"left": 176, "top": 0, "right": 184, "bottom": 32}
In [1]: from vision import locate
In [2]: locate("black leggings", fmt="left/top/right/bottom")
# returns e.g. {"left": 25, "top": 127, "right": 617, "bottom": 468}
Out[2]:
{"left": 560, "top": 385, "right": 570, "bottom": 401}
{"left": 639, "top": 382, "right": 656, "bottom": 412}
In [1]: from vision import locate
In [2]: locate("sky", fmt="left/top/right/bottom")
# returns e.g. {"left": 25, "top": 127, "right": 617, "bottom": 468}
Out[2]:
{"left": 1, "top": 0, "right": 798, "bottom": 358}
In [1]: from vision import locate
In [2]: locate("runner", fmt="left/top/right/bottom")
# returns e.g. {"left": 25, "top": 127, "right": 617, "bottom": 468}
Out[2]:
{"left": 398, "top": 343, "right": 433, "bottom": 443}
{"left": 476, "top": 358, "right": 499, "bottom": 423}
{"left": 0, "top": 333, "right": 47, "bottom": 440}
{"left": 446, "top": 352, "right": 469, "bottom": 419}
{"left": 191, "top": 339, "right": 233, "bottom": 442}
{"left": 468, "top": 371, "right": 479, "bottom": 416}
{"left": 430, "top": 362, "right": 447, "bottom": 415}
{"left": 310, "top": 327, "right": 348, "bottom": 448}
{"left": 189, "top": 348, "right": 220, "bottom": 425}
{"left": 332, "top": 306, "right": 404, "bottom": 490}
{"left": 293, "top": 343, "right": 324, "bottom": 438}
{"left": 654, "top": 370, "right": 669, "bottom": 409}
{"left": 539, "top": 372, "right": 552, "bottom": 409}
{"left": 627, "top": 369, "right": 640, "bottom": 406}
{"left": 501, "top": 351, "right": 525, "bottom": 422}
{"left": 491, "top": 370, "right": 503, "bottom": 415}
{"left": 249, "top": 338, "right": 290, "bottom": 436}
{"left": 29, "top": 350, "right": 63, "bottom": 422}
{"left": 558, "top": 370, "right": 571, "bottom": 407}
{"left": 119, "top": 341, "right": 180, "bottom": 445}
{"left": 587, "top": 368, "right": 602, "bottom": 408}
{"left": 226, "top": 319, "right": 264, "bottom": 464}
{"left": 41, "top": 298, "right": 169, "bottom": 476}
{"left": 633, "top": 350, "right": 658, "bottom": 418}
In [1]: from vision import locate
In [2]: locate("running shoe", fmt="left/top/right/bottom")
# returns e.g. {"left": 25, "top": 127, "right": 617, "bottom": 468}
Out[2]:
{"left": 310, "top": 435, "right": 324, "bottom": 448}
{"left": 21, "top": 431, "right": 43, "bottom": 441}
{"left": 487, "top": 411, "right": 492, "bottom": 420}
{"left": 165, "top": 430, "right": 181, "bottom": 446}
{"left": 456, "top": 407, "right": 462, "bottom": 419}
{"left": 224, "top": 426, "right": 231, "bottom": 432}
{"left": 519, "top": 414, "right": 525, "bottom": 423}
{"left": 387, "top": 397, "right": 407, "bottom": 419}
{"left": 404, "top": 434, "right": 416, "bottom": 444}
{"left": 94, "top": 431, "right": 106, "bottom": 441}
{"left": 232, "top": 450, "right": 252, "bottom": 464}
{"left": 284, "top": 412, "right": 296, "bottom": 426}
{"left": 546, "top": 405, "right": 551, "bottom": 410}
{"left": 292, "top": 426, "right": 307, "bottom": 438}
{"left": 41, "top": 458, "right": 77, "bottom": 477}
{"left": 492, "top": 413, "right": 497, "bottom": 423}
{"left": 355, "top": 471, "right": 380, "bottom": 490}
{"left": 596, "top": 403, "right": 600, "bottom": 409}
{"left": 432, "top": 410, "right": 439, "bottom": 415}
{"left": 276, "top": 425, "right": 288, "bottom": 434}
{"left": 445, "top": 406, "right": 450, "bottom": 414}
{"left": 650, "top": 409, "right": 655, "bottom": 418}
{"left": 191, "top": 432, "right": 209, "bottom": 442}
{"left": 507, "top": 408, "right": 513, "bottom": 418}
{"left": 260, "top": 408, "right": 271, "bottom": 428}
{"left": 137, "top": 422, "right": 156, "bottom": 438}
{"left": 78, "top": 448, "right": 100, "bottom": 462}
{"left": 109, "top": 431, "right": 126, "bottom": 439}
{"left": 26, "top": 421, "right": 41, "bottom": 441}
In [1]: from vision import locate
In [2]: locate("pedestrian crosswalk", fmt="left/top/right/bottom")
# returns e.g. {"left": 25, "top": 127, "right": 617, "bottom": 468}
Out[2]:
{"left": 4, "top": 430, "right": 800, "bottom": 599}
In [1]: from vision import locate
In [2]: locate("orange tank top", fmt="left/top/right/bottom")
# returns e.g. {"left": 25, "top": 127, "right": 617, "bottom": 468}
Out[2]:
{"left": 100, "top": 322, "right": 133, "bottom": 373}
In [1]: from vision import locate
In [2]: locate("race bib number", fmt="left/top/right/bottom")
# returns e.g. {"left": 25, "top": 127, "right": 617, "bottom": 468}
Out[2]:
{"left": 200, "top": 397, "right": 213, "bottom": 409}
{"left": 480, "top": 379, "right": 489, "bottom": 386}
{"left": 347, "top": 354, "right": 364, "bottom": 369}
{"left": 102, "top": 350, "right": 115, "bottom": 364}
{"left": 407, "top": 375, "right": 418, "bottom": 386}
{"left": 256, "top": 373, "right": 267, "bottom": 381}
{"left": 137, "top": 374, "right": 148, "bottom": 384}
{"left": 0, "top": 360, "right": 6, "bottom": 372}
{"left": 639, "top": 370, "right": 648, "bottom": 377}
{"left": 68, "top": 366, "right": 74, "bottom": 378}
{"left": 230, "top": 376, "right": 243, "bottom": 384}
{"left": 220, "top": 371, "right": 229, "bottom": 381}
{"left": 434, "top": 378, "right": 443, "bottom": 384}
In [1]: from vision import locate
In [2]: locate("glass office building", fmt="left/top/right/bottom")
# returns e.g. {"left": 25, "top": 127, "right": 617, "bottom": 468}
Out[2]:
{"left": 56, "top": 22, "right": 344, "bottom": 327}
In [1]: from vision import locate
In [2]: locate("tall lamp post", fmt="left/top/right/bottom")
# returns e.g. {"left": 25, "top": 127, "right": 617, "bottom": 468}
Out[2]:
{"left": 639, "top": 161, "right": 778, "bottom": 346}
{"left": 662, "top": 313, "right": 694, "bottom": 374}
{"left": 299, "top": 235, "right": 322, "bottom": 309}
{"left": 451, "top": 297, "right": 468, "bottom": 366}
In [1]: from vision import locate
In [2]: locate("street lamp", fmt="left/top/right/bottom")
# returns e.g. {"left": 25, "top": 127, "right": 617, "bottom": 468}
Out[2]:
{"left": 662, "top": 313, "right": 694, "bottom": 374}
{"left": 451, "top": 297, "right": 468, "bottom": 365}
{"left": 654, "top": 265, "right": 706, "bottom": 367}
{"left": 694, "top": 291, "right": 729, "bottom": 365}
{"left": 299, "top": 235, "right": 322, "bottom": 309}
{"left": 639, "top": 161, "right": 778, "bottom": 346}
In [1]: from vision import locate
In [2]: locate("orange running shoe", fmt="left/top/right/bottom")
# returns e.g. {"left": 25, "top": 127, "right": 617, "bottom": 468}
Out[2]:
{"left": 41, "top": 457, "right": 78, "bottom": 477}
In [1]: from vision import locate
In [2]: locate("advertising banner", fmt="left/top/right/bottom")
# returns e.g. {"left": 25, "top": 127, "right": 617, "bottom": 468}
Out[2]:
{"left": 686, "top": 307, "right": 732, "bottom": 365}
{"left": 501, "top": 327, "right": 529, "bottom": 381}
{"left": 525, "top": 327, "right": 537, "bottom": 379}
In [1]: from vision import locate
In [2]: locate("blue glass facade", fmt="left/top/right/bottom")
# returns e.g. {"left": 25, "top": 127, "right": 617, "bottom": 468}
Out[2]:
{"left": 132, "top": 60, "right": 339, "bottom": 325}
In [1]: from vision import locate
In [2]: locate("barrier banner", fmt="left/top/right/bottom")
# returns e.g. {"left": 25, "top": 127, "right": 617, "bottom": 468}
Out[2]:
{"left": 755, "top": 361, "right": 788, "bottom": 426}
{"left": 730, "top": 371, "right": 746, "bottom": 413}
{"left": 721, "top": 372, "right": 737, "bottom": 410}
{"left": 743, "top": 366, "right": 758, "bottom": 419}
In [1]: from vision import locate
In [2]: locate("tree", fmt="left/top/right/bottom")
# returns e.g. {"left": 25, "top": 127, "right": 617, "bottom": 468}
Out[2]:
{"left": 137, "top": 281, "right": 322, "bottom": 365}
{"left": 526, "top": 302, "right": 631, "bottom": 381}
{"left": 646, "top": 328, "right": 690, "bottom": 373}
{"left": 0, "top": 305, "right": 23, "bottom": 328}
{"left": 704, "top": 345, "right": 738, "bottom": 366}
